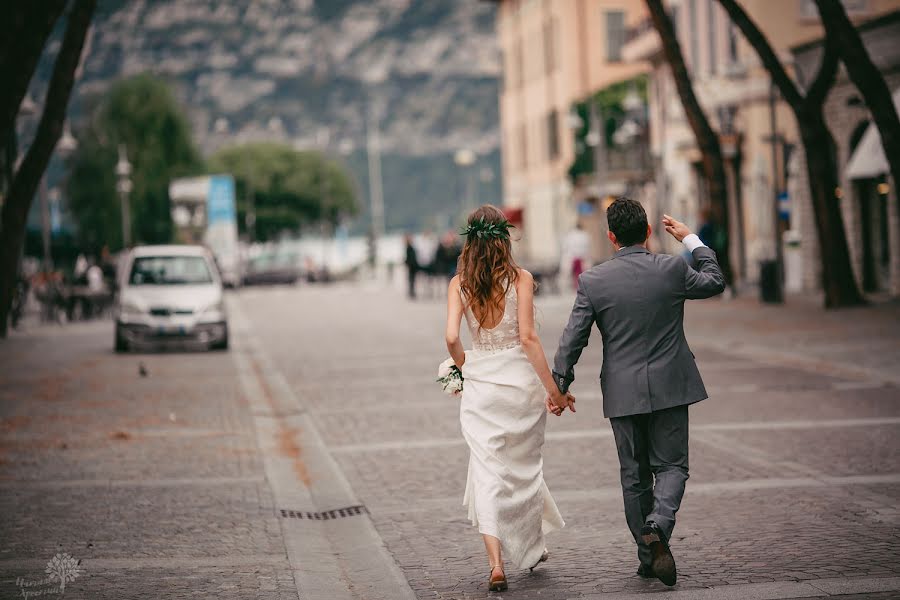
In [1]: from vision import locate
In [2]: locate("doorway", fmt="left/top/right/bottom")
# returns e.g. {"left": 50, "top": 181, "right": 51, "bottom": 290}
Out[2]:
{"left": 855, "top": 177, "right": 890, "bottom": 292}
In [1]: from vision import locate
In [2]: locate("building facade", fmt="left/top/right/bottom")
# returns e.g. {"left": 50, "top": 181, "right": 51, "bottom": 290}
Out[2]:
{"left": 622, "top": 0, "right": 900, "bottom": 293}
{"left": 490, "top": 0, "right": 649, "bottom": 267}
{"left": 792, "top": 11, "right": 900, "bottom": 296}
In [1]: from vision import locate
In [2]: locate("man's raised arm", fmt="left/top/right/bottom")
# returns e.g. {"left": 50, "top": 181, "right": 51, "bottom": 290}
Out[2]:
{"left": 663, "top": 214, "right": 726, "bottom": 300}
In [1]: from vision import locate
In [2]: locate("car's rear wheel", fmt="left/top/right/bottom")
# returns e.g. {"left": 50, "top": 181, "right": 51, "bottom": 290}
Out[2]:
{"left": 114, "top": 324, "right": 129, "bottom": 353}
{"left": 210, "top": 326, "right": 229, "bottom": 351}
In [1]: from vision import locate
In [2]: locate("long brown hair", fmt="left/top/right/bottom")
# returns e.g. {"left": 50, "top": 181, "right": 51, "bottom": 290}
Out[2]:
{"left": 458, "top": 205, "right": 520, "bottom": 328}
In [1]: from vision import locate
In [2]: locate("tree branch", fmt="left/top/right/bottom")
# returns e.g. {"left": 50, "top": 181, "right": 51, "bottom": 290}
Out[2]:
{"left": 645, "top": 0, "right": 721, "bottom": 153}
{"left": 645, "top": 0, "right": 733, "bottom": 284}
{"left": 814, "top": 0, "right": 900, "bottom": 208}
{"left": 804, "top": 34, "right": 840, "bottom": 109}
{"left": 0, "top": 1, "right": 67, "bottom": 148}
{"left": 9, "top": 0, "right": 96, "bottom": 201}
{"left": 716, "top": 0, "right": 804, "bottom": 109}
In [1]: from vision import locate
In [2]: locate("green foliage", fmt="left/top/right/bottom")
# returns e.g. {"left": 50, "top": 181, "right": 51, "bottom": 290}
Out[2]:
{"left": 67, "top": 140, "right": 119, "bottom": 251}
{"left": 568, "top": 75, "right": 648, "bottom": 182}
{"left": 67, "top": 73, "right": 203, "bottom": 252}
{"left": 460, "top": 216, "right": 511, "bottom": 240}
{"left": 207, "top": 142, "right": 358, "bottom": 241}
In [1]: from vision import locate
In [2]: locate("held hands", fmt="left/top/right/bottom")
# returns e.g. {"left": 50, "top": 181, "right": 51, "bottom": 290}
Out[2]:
{"left": 545, "top": 389, "right": 576, "bottom": 416}
{"left": 662, "top": 214, "right": 692, "bottom": 243}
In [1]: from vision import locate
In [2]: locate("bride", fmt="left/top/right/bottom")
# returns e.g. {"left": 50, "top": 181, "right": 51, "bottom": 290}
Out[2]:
{"left": 444, "top": 205, "right": 575, "bottom": 592}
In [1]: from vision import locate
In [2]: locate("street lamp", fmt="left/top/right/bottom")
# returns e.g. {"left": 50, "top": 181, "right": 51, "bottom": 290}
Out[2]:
{"left": 57, "top": 124, "right": 78, "bottom": 155}
{"left": 316, "top": 126, "right": 332, "bottom": 269}
{"left": 116, "top": 144, "right": 132, "bottom": 248}
{"left": 365, "top": 106, "right": 385, "bottom": 245}
{"left": 213, "top": 117, "right": 229, "bottom": 134}
{"left": 37, "top": 122, "right": 78, "bottom": 271}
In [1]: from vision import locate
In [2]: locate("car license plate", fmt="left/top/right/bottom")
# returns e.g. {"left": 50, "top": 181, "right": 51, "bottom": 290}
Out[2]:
{"left": 158, "top": 325, "right": 186, "bottom": 336}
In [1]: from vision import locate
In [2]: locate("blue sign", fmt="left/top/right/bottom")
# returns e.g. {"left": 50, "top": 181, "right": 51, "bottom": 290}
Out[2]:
{"left": 778, "top": 191, "right": 790, "bottom": 221}
{"left": 207, "top": 175, "right": 236, "bottom": 225}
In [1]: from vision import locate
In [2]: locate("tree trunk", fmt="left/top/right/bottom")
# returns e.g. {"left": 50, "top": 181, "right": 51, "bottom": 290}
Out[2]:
{"left": 814, "top": 0, "right": 900, "bottom": 240}
{"left": 645, "top": 0, "right": 733, "bottom": 288}
{"left": 799, "top": 108, "right": 865, "bottom": 307}
{"left": 0, "top": 1, "right": 66, "bottom": 154}
{"left": 0, "top": 0, "right": 96, "bottom": 337}
{"left": 717, "top": 0, "right": 864, "bottom": 307}
{"left": 0, "top": 2, "right": 66, "bottom": 200}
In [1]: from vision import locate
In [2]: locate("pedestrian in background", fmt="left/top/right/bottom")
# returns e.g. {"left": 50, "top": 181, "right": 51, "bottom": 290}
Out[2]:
{"left": 433, "top": 231, "right": 462, "bottom": 281}
{"left": 415, "top": 229, "right": 439, "bottom": 298}
{"left": 698, "top": 208, "right": 734, "bottom": 296}
{"left": 561, "top": 221, "right": 591, "bottom": 291}
{"left": 404, "top": 234, "right": 419, "bottom": 299}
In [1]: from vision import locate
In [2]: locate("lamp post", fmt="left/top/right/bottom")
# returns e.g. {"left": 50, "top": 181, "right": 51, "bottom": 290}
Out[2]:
{"left": 766, "top": 81, "right": 784, "bottom": 303}
{"left": 36, "top": 123, "right": 78, "bottom": 271}
{"left": 115, "top": 145, "right": 132, "bottom": 249}
{"left": 366, "top": 107, "right": 385, "bottom": 245}
{"left": 454, "top": 148, "right": 477, "bottom": 215}
{"left": 316, "top": 126, "right": 331, "bottom": 270}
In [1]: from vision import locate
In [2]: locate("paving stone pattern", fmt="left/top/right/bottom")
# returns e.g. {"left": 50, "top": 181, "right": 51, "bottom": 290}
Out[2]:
{"left": 0, "top": 322, "right": 293, "bottom": 599}
{"left": 2, "top": 285, "right": 899, "bottom": 599}
{"left": 244, "top": 285, "right": 900, "bottom": 599}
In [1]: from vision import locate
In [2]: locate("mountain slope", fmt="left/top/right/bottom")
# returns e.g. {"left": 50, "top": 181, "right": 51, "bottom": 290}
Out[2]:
{"left": 75, "top": 0, "right": 501, "bottom": 154}
{"left": 53, "top": 0, "right": 503, "bottom": 232}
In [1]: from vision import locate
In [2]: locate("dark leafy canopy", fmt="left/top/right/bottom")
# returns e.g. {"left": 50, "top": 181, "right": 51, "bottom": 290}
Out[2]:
{"left": 67, "top": 73, "right": 203, "bottom": 252}
{"left": 207, "top": 142, "right": 358, "bottom": 242}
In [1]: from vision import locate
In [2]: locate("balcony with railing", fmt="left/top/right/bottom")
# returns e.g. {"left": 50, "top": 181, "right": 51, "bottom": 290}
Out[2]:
{"left": 622, "top": 16, "right": 660, "bottom": 63}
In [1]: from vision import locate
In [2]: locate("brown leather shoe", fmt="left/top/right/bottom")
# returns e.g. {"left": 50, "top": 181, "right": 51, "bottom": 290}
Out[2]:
{"left": 488, "top": 565, "right": 508, "bottom": 592}
{"left": 641, "top": 522, "right": 676, "bottom": 586}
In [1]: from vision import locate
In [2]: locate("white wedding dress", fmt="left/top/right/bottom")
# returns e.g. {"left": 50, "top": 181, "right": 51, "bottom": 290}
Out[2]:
{"left": 460, "top": 281, "right": 565, "bottom": 569}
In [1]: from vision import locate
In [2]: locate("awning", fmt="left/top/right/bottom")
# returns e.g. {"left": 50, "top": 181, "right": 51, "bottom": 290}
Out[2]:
{"left": 501, "top": 206, "right": 524, "bottom": 226}
{"left": 845, "top": 87, "right": 900, "bottom": 180}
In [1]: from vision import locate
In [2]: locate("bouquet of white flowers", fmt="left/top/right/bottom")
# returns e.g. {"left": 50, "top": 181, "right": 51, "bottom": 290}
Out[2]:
{"left": 436, "top": 358, "right": 464, "bottom": 397}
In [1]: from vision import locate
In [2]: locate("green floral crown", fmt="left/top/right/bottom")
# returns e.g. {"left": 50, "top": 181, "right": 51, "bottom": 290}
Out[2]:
{"left": 460, "top": 217, "right": 513, "bottom": 240}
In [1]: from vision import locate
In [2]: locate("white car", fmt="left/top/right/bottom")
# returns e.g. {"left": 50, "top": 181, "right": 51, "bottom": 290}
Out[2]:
{"left": 114, "top": 245, "right": 228, "bottom": 352}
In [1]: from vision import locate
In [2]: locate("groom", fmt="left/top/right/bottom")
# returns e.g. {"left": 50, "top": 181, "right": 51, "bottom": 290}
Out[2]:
{"left": 550, "top": 197, "right": 725, "bottom": 586}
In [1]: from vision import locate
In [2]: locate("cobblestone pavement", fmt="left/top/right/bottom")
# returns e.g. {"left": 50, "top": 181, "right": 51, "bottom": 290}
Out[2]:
{"left": 0, "top": 323, "right": 297, "bottom": 599}
{"left": 239, "top": 283, "right": 900, "bottom": 599}
{"left": 1, "top": 282, "right": 899, "bottom": 599}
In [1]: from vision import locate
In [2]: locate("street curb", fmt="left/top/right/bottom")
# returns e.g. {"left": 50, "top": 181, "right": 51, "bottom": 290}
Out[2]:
{"left": 228, "top": 296, "right": 417, "bottom": 600}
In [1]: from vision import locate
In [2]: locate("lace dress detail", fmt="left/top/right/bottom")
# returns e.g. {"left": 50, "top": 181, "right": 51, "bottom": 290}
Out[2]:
{"left": 461, "top": 283, "right": 521, "bottom": 352}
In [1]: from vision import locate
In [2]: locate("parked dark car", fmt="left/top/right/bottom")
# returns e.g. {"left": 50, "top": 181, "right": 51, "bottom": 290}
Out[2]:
{"left": 241, "top": 253, "right": 300, "bottom": 286}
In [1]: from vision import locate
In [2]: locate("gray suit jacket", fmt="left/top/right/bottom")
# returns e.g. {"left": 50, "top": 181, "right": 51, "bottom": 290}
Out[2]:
{"left": 552, "top": 245, "right": 725, "bottom": 419}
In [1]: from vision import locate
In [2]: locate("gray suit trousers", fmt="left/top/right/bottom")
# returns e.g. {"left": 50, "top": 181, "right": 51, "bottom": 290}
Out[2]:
{"left": 609, "top": 404, "right": 689, "bottom": 568}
